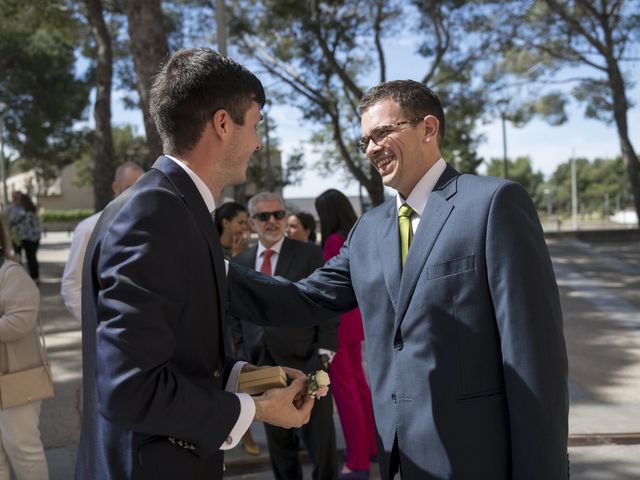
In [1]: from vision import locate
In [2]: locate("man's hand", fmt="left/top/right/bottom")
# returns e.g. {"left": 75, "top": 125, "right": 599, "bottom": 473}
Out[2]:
{"left": 281, "top": 366, "right": 306, "bottom": 382}
{"left": 253, "top": 376, "right": 314, "bottom": 428}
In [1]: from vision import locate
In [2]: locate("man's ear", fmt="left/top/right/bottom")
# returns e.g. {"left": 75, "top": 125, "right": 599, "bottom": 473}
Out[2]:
{"left": 248, "top": 218, "right": 258, "bottom": 233}
{"left": 212, "top": 109, "right": 231, "bottom": 138}
{"left": 422, "top": 115, "right": 440, "bottom": 143}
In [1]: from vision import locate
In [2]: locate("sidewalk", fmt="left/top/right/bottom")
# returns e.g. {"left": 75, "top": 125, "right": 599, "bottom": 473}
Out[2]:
{"left": 34, "top": 232, "right": 640, "bottom": 479}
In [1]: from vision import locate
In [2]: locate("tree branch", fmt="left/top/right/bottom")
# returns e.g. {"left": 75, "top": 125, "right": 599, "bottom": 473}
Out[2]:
{"left": 543, "top": 0, "right": 608, "bottom": 58}
{"left": 238, "top": 36, "right": 330, "bottom": 110}
{"left": 373, "top": 0, "right": 386, "bottom": 84}
{"left": 422, "top": 9, "right": 450, "bottom": 85}
{"left": 310, "top": 1, "right": 364, "bottom": 99}
{"left": 327, "top": 102, "right": 369, "bottom": 187}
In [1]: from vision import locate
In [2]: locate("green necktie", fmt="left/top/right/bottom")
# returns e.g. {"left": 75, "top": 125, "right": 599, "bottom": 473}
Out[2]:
{"left": 398, "top": 203, "right": 414, "bottom": 268}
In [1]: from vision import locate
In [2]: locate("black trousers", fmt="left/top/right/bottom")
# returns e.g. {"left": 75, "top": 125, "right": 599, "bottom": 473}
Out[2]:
{"left": 21, "top": 239, "right": 40, "bottom": 280}
{"left": 264, "top": 391, "right": 338, "bottom": 480}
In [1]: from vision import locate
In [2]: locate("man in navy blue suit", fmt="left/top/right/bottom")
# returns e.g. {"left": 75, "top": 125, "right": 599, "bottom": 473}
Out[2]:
{"left": 229, "top": 80, "right": 569, "bottom": 479}
{"left": 75, "top": 48, "right": 314, "bottom": 480}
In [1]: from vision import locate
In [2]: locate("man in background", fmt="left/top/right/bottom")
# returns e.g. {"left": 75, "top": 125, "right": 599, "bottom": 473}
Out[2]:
{"left": 231, "top": 191, "right": 339, "bottom": 480}
{"left": 61, "top": 162, "right": 144, "bottom": 320}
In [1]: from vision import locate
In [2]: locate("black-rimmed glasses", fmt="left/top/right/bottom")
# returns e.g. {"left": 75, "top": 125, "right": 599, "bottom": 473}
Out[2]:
{"left": 252, "top": 210, "right": 286, "bottom": 222}
{"left": 357, "top": 117, "right": 424, "bottom": 153}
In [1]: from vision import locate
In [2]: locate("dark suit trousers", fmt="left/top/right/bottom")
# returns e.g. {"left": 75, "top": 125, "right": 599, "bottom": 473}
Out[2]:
{"left": 265, "top": 392, "right": 337, "bottom": 480}
{"left": 135, "top": 436, "right": 224, "bottom": 479}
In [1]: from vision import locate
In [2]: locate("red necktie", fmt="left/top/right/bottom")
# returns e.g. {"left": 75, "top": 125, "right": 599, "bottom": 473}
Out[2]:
{"left": 260, "top": 249, "right": 274, "bottom": 276}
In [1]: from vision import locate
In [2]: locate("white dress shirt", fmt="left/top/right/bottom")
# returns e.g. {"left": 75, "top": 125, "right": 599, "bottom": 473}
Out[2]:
{"left": 254, "top": 237, "right": 285, "bottom": 273}
{"left": 61, "top": 212, "right": 102, "bottom": 321}
{"left": 396, "top": 158, "right": 447, "bottom": 233}
{"left": 165, "top": 155, "right": 255, "bottom": 451}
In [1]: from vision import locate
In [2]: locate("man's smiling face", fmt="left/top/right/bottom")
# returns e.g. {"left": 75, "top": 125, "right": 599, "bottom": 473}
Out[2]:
{"left": 360, "top": 99, "right": 426, "bottom": 198}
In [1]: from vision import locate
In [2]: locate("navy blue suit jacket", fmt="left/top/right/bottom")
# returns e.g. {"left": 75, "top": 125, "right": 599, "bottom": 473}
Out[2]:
{"left": 75, "top": 156, "right": 239, "bottom": 480}
{"left": 229, "top": 165, "right": 569, "bottom": 479}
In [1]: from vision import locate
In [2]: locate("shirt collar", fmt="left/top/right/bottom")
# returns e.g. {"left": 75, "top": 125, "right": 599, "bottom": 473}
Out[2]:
{"left": 396, "top": 158, "right": 447, "bottom": 216}
{"left": 164, "top": 155, "right": 216, "bottom": 214}
{"left": 257, "top": 236, "right": 285, "bottom": 258}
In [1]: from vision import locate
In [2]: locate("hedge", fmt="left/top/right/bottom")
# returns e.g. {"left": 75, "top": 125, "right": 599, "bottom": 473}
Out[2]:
{"left": 41, "top": 209, "right": 95, "bottom": 223}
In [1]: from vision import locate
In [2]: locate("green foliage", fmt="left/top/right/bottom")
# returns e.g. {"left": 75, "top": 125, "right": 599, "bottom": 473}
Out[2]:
{"left": 486, "top": 156, "right": 545, "bottom": 205}
{"left": 41, "top": 209, "right": 95, "bottom": 222}
{"left": 72, "top": 125, "right": 148, "bottom": 186}
{"left": 549, "top": 156, "right": 632, "bottom": 216}
{"left": 225, "top": 0, "right": 497, "bottom": 202}
{"left": 480, "top": 0, "right": 640, "bottom": 219}
{"left": 0, "top": 0, "right": 91, "bottom": 179}
{"left": 244, "top": 113, "right": 305, "bottom": 192}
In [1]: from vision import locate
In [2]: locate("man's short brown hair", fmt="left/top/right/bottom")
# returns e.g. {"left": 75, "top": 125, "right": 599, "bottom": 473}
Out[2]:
{"left": 150, "top": 48, "right": 266, "bottom": 155}
{"left": 359, "top": 80, "right": 445, "bottom": 144}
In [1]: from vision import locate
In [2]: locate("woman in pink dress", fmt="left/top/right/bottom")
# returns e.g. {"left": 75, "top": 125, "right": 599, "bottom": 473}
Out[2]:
{"left": 315, "top": 189, "right": 377, "bottom": 480}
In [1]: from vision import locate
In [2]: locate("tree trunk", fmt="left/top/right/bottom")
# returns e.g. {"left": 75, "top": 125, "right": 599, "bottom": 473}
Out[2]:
{"left": 123, "top": 0, "right": 168, "bottom": 167}
{"left": 366, "top": 164, "right": 385, "bottom": 206}
{"left": 607, "top": 60, "right": 640, "bottom": 222}
{"left": 82, "top": 0, "right": 114, "bottom": 211}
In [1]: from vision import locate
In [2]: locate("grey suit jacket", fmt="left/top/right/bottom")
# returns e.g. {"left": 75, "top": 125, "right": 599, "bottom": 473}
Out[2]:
{"left": 229, "top": 165, "right": 568, "bottom": 479}
{"left": 229, "top": 237, "right": 338, "bottom": 372}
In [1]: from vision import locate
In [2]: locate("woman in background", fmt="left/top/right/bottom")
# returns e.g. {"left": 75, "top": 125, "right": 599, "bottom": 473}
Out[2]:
{"left": 13, "top": 195, "right": 41, "bottom": 284}
{"left": 315, "top": 189, "right": 377, "bottom": 480}
{"left": 214, "top": 202, "right": 250, "bottom": 259}
{"left": 0, "top": 218, "right": 49, "bottom": 479}
{"left": 285, "top": 211, "right": 317, "bottom": 243}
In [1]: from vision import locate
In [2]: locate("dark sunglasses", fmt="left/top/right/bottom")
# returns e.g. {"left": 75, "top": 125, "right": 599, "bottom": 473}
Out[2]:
{"left": 357, "top": 117, "right": 424, "bottom": 154}
{"left": 252, "top": 210, "right": 287, "bottom": 222}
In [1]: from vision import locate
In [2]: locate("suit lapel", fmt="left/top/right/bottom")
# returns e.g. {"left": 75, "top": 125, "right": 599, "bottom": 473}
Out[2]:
{"left": 151, "top": 156, "right": 227, "bottom": 320}
{"left": 395, "top": 166, "right": 459, "bottom": 329}
{"left": 376, "top": 199, "right": 402, "bottom": 311}
{"left": 274, "top": 238, "right": 294, "bottom": 277}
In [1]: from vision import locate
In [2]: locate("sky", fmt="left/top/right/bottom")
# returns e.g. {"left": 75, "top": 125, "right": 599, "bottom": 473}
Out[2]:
{"left": 109, "top": 34, "right": 640, "bottom": 200}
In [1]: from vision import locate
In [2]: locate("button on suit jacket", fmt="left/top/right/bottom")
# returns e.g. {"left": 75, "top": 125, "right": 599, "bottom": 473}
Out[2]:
{"left": 229, "top": 164, "right": 569, "bottom": 479}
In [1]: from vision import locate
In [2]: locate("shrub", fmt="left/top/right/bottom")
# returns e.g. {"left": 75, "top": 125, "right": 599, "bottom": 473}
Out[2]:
{"left": 41, "top": 209, "right": 95, "bottom": 222}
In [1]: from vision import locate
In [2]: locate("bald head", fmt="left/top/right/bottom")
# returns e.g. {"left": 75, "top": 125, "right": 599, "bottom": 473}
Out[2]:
{"left": 112, "top": 162, "right": 144, "bottom": 197}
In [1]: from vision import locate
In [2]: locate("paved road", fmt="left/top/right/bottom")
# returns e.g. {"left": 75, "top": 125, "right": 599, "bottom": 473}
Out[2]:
{"left": 32, "top": 232, "right": 640, "bottom": 479}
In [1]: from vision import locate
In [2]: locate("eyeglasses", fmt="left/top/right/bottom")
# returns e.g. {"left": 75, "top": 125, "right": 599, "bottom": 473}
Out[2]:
{"left": 357, "top": 117, "right": 424, "bottom": 154}
{"left": 252, "top": 210, "right": 286, "bottom": 222}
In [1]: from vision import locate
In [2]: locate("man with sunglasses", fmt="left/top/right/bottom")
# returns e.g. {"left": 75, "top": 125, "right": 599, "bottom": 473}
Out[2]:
{"left": 229, "top": 191, "right": 339, "bottom": 480}
{"left": 229, "top": 80, "right": 568, "bottom": 478}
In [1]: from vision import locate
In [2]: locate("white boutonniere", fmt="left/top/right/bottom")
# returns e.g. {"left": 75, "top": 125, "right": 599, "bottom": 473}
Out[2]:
{"left": 307, "top": 370, "right": 330, "bottom": 399}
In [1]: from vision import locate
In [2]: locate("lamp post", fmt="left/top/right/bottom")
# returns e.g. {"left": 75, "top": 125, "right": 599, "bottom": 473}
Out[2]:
{"left": 0, "top": 102, "right": 7, "bottom": 211}
{"left": 543, "top": 187, "right": 553, "bottom": 220}
{"left": 496, "top": 99, "right": 509, "bottom": 179}
{"left": 571, "top": 152, "right": 578, "bottom": 231}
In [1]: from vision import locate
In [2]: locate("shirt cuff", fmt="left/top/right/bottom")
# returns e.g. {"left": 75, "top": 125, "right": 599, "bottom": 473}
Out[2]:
{"left": 224, "top": 259, "right": 229, "bottom": 276}
{"left": 318, "top": 348, "right": 336, "bottom": 364}
{"left": 219, "top": 393, "right": 255, "bottom": 450}
{"left": 225, "top": 361, "right": 246, "bottom": 393}
{"left": 220, "top": 361, "right": 255, "bottom": 450}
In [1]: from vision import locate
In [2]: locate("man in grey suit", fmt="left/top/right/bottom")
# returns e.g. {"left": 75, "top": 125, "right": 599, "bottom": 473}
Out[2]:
{"left": 230, "top": 191, "right": 339, "bottom": 480}
{"left": 228, "top": 80, "right": 568, "bottom": 478}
